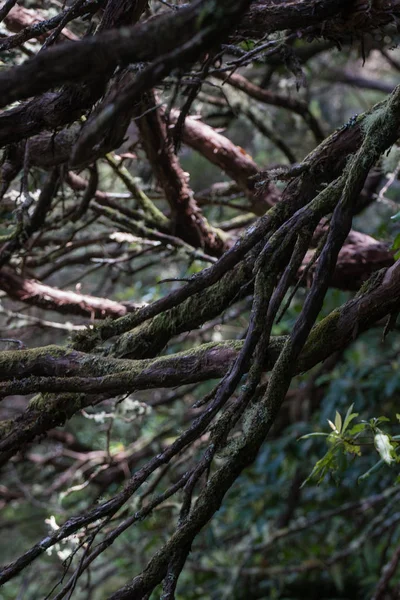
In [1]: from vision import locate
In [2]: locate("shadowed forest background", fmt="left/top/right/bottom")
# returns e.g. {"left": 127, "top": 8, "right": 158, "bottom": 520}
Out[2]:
{"left": 1, "top": 1, "right": 400, "bottom": 598}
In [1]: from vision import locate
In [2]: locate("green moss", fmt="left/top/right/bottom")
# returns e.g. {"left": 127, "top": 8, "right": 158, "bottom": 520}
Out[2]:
{"left": 105, "top": 154, "right": 169, "bottom": 229}
{"left": 28, "top": 394, "right": 54, "bottom": 411}
{"left": 70, "top": 320, "right": 112, "bottom": 351}
{"left": 360, "top": 98, "right": 400, "bottom": 161}
{"left": 0, "top": 419, "right": 13, "bottom": 439}
{"left": 0, "top": 345, "right": 68, "bottom": 376}
{"left": 109, "top": 261, "right": 251, "bottom": 358}
{"left": 361, "top": 107, "right": 388, "bottom": 137}
{"left": 29, "top": 392, "right": 86, "bottom": 413}
{"left": 303, "top": 309, "right": 341, "bottom": 357}
{"left": 357, "top": 268, "right": 387, "bottom": 297}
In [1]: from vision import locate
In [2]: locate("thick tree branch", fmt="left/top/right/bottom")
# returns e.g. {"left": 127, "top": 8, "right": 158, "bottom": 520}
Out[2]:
{"left": 0, "top": 268, "right": 140, "bottom": 318}
{"left": 3, "top": 3, "right": 79, "bottom": 44}
{"left": 239, "top": 0, "right": 400, "bottom": 40}
{"left": 135, "top": 93, "right": 228, "bottom": 255}
{"left": 0, "top": 0, "right": 251, "bottom": 109}
{"left": 172, "top": 111, "right": 280, "bottom": 214}
{"left": 1, "top": 258, "right": 400, "bottom": 461}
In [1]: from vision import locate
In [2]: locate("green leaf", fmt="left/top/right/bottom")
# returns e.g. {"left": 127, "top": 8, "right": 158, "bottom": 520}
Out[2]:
{"left": 334, "top": 411, "right": 342, "bottom": 434}
{"left": 330, "top": 564, "right": 345, "bottom": 592}
{"left": 343, "top": 440, "right": 361, "bottom": 456}
{"left": 348, "top": 423, "right": 366, "bottom": 435}
{"left": 342, "top": 404, "right": 359, "bottom": 433}
{"left": 301, "top": 445, "right": 339, "bottom": 487}
{"left": 392, "top": 232, "right": 400, "bottom": 250}
{"left": 298, "top": 432, "right": 329, "bottom": 440}
{"left": 376, "top": 416, "right": 391, "bottom": 423}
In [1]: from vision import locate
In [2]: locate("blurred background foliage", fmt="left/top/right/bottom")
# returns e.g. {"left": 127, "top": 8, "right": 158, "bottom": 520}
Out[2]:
{"left": 1, "top": 2, "right": 400, "bottom": 598}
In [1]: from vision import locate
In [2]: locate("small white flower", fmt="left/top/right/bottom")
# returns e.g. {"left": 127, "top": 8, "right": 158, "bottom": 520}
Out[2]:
{"left": 327, "top": 419, "right": 338, "bottom": 433}
{"left": 374, "top": 433, "right": 395, "bottom": 464}
{"left": 45, "top": 515, "right": 60, "bottom": 531}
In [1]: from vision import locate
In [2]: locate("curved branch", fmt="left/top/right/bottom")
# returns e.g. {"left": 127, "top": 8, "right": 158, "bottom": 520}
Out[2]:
{"left": 172, "top": 110, "right": 280, "bottom": 214}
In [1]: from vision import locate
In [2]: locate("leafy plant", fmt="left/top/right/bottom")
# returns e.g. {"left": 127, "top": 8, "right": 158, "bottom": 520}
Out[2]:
{"left": 300, "top": 405, "right": 400, "bottom": 486}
